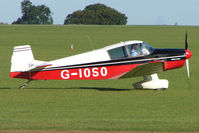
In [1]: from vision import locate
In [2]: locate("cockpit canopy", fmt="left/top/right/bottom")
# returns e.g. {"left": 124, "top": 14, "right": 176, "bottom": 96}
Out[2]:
{"left": 107, "top": 41, "right": 154, "bottom": 60}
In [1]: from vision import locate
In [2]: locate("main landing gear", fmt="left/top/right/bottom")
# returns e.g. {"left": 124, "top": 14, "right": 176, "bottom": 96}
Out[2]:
{"left": 133, "top": 73, "right": 169, "bottom": 90}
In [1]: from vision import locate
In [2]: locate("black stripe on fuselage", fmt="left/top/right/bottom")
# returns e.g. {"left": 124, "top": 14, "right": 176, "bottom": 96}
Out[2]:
{"left": 32, "top": 48, "right": 186, "bottom": 72}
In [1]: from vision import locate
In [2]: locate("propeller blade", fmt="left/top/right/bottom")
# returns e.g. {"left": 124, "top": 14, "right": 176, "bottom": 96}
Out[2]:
{"left": 185, "top": 32, "right": 188, "bottom": 50}
{"left": 186, "top": 59, "right": 190, "bottom": 78}
{"left": 185, "top": 31, "right": 191, "bottom": 78}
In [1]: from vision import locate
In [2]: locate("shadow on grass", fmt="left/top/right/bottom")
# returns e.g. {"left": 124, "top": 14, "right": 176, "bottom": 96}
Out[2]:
{"left": 0, "top": 87, "right": 11, "bottom": 89}
{"left": 80, "top": 87, "right": 133, "bottom": 91}
{"left": 27, "top": 86, "right": 134, "bottom": 91}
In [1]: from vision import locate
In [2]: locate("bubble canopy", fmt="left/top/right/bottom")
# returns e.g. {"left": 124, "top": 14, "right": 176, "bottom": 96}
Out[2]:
{"left": 107, "top": 41, "right": 154, "bottom": 59}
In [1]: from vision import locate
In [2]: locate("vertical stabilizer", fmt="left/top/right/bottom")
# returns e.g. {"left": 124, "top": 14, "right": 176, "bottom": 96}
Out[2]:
{"left": 10, "top": 45, "right": 34, "bottom": 72}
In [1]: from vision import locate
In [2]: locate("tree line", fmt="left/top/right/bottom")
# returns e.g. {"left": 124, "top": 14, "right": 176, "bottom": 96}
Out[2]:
{"left": 13, "top": 0, "right": 128, "bottom": 25}
{"left": 13, "top": 0, "right": 53, "bottom": 24}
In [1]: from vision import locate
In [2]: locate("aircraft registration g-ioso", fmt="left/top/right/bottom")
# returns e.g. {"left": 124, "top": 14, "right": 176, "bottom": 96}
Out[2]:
{"left": 10, "top": 33, "right": 192, "bottom": 90}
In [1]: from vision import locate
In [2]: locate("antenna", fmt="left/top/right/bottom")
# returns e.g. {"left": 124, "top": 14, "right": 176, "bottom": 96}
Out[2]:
{"left": 87, "top": 35, "right": 95, "bottom": 50}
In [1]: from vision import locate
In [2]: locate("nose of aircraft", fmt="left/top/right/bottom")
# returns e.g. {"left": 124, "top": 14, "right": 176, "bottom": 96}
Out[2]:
{"left": 185, "top": 50, "right": 192, "bottom": 59}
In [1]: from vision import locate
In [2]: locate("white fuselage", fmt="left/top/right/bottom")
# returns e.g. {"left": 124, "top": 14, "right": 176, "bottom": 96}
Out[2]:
{"left": 48, "top": 40, "right": 143, "bottom": 68}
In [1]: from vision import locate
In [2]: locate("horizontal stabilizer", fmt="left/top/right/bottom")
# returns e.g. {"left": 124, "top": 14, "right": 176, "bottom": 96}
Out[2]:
{"left": 29, "top": 60, "right": 52, "bottom": 70}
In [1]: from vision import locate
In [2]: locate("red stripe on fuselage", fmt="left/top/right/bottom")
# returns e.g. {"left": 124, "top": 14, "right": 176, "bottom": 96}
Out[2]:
{"left": 10, "top": 64, "right": 140, "bottom": 80}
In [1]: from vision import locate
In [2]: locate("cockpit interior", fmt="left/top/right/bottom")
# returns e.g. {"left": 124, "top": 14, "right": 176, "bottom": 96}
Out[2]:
{"left": 108, "top": 42, "right": 154, "bottom": 59}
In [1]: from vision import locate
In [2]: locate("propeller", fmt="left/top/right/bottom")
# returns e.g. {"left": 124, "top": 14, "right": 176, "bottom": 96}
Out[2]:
{"left": 185, "top": 32, "right": 191, "bottom": 78}
{"left": 186, "top": 59, "right": 190, "bottom": 78}
{"left": 185, "top": 32, "right": 188, "bottom": 50}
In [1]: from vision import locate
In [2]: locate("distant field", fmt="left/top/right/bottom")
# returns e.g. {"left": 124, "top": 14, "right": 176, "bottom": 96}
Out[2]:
{"left": 0, "top": 25, "right": 199, "bottom": 132}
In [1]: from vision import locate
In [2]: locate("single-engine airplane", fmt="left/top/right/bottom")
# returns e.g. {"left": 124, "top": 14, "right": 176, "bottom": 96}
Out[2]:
{"left": 10, "top": 33, "right": 192, "bottom": 90}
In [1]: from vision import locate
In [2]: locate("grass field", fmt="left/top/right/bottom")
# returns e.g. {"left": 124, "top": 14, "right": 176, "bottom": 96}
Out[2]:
{"left": 0, "top": 25, "right": 199, "bottom": 132}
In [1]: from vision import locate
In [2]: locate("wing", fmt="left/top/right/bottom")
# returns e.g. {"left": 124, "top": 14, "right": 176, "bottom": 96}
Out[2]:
{"left": 120, "top": 62, "right": 164, "bottom": 79}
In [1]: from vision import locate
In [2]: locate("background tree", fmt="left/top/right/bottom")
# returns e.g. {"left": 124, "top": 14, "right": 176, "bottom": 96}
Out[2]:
{"left": 12, "top": 0, "right": 53, "bottom": 24}
{"left": 64, "top": 3, "right": 127, "bottom": 25}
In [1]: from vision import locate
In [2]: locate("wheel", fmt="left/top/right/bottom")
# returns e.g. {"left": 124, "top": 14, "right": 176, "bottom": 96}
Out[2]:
{"left": 19, "top": 85, "right": 25, "bottom": 89}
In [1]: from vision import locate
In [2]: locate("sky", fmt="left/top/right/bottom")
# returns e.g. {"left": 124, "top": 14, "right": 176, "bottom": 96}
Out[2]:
{"left": 0, "top": 0, "right": 199, "bottom": 25}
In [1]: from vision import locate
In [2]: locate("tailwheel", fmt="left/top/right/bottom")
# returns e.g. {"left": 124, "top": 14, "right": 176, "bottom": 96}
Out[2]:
{"left": 19, "top": 80, "right": 32, "bottom": 89}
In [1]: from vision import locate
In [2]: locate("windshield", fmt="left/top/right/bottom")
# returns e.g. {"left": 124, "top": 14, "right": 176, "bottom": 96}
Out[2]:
{"left": 143, "top": 42, "right": 154, "bottom": 55}
{"left": 128, "top": 42, "right": 154, "bottom": 57}
{"left": 107, "top": 42, "right": 154, "bottom": 60}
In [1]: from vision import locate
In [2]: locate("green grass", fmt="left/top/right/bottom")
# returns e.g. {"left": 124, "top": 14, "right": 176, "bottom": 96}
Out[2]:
{"left": 0, "top": 25, "right": 199, "bottom": 131}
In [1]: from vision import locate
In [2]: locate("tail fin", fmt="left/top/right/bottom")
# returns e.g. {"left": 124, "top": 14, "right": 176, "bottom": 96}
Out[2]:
{"left": 10, "top": 45, "right": 52, "bottom": 73}
{"left": 10, "top": 45, "right": 34, "bottom": 72}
